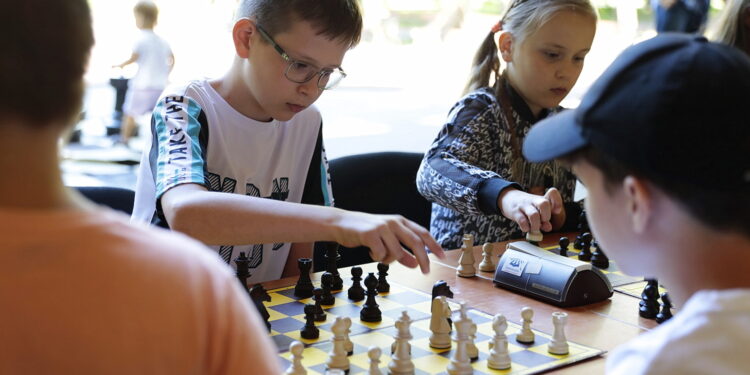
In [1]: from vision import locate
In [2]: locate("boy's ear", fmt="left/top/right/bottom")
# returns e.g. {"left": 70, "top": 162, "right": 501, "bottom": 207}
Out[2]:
{"left": 497, "top": 32, "right": 513, "bottom": 62}
{"left": 232, "top": 18, "right": 257, "bottom": 59}
{"left": 622, "top": 176, "right": 653, "bottom": 234}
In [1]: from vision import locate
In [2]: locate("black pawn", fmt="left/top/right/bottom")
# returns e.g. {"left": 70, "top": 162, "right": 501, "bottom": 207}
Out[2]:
{"left": 573, "top": 234, "right": 584, "bottom": 250}
{"left": 656, "top": 292, "right": 673, "bottom": 324}
{"left": 557, "top": 237, "right": 570, "bottom": 257}
{"left": 376, "top": 263, "right": 390, "bottom": 293}
{"left": 590, "top": 241, "right": 610, "bottom": 269}
{"left": 639, "top": 279, "right": 660, "bottom": 319}
{"left": 294, "top": 258, "right": 314, "bottom": 298}
{"left": 234, "top": 251, "right": 251, "bottom": 295}
{"left": 348, "top": 266, "right": 365, "bottom": 301}
{"left": 249, "top": 284, "right": 271, "bottom": 331}
{"left": 300, "top": 304, "right": 320, "bottom": 340}
{"left": 320, "top": 272, "right": 336, "bottom": 305}
{"left": 312, "top": 287, "right": 327, "bottom": 322}
{"left": 578, "top": 232, "right": 593, "bottom": 261}
{"left": 360, "top": 272, "right": 382, "bottom": 322}
{"left": 325, "top": 242, "right": 344, "bottom": 291}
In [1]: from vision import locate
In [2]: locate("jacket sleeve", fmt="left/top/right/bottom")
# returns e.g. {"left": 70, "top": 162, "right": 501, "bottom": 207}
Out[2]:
{"left": 416, "top": 92, "right": 521, "bottom": 216}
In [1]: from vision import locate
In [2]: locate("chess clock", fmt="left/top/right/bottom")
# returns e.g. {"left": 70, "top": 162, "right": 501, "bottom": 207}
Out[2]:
{"left": 493, "top": 241, "right": 613, "bottom": 307}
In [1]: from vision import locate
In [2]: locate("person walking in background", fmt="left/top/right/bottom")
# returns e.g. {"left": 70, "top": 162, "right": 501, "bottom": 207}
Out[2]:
{"left": 651, "top": 0, "right": 710, "bottom": 33}
{"left": 416, "top": 0, "right": 597, "bottom": 249}
{"left": 709, "top": 0, "right": 750, "bottom": 55}
{"left": 113, "top": 0, "right": 174, "bottom": 146}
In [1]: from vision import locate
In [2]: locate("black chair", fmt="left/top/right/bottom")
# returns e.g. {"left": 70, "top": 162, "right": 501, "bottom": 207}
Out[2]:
{"left": 74, "top": 186, "right": 135, "bottom": 215}
{"left": 313, "top": 152, "right": 432, "bottom": 271}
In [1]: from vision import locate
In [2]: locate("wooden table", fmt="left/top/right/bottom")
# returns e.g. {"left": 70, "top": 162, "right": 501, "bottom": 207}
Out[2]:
{"left": 267, "top": 234, "right": 654, "bottom": 374}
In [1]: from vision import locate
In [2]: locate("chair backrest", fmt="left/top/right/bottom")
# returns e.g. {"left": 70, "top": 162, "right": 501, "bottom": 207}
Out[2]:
{"left": 314, "top": 152, "right": 431, "bottom": 271}
{"left": 74, "top": 186, "right": 135, "bottom": 215}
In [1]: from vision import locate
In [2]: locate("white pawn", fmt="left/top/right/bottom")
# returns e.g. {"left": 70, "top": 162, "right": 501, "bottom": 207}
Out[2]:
{"left": 548, "top": 311, "right": 569, "bottom": 355}
{"left": 326, "top": 317, "right": 349, "bottom": 372}
{"left": 285, "top": 341, "right": 307, "bottom": 375}
{"left": 516, "top": 307, "right": 535, "bottom": 344}
{"left": 478, "top": 243, "right": 495, "bottom": 272}
{"left": 342, "top": 317, "right": 353, "bottom": 355}
{"left": 457, "top": 235, "right": 476, "bottom": 277}
{"left": 526, "top": 230, "right": 543, "bottom": 243}
{"left": 367, "top": 346, "right": 383, "bottom": 375}
{"left": 487, "top": 314, "right": 511, "bottom": 370}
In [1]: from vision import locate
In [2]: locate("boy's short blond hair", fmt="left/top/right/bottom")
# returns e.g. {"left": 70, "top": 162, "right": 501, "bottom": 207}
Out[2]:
{"left": 134, "top": 1, "right": 159, "bottom": 28}
{"left": 238, "top": 0, "right": 362, "bottom": 49}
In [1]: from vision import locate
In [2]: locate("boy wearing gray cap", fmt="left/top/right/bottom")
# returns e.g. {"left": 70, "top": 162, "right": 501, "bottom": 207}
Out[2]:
{"left": 523, "top": 34, "right": 750, "bottom": 374}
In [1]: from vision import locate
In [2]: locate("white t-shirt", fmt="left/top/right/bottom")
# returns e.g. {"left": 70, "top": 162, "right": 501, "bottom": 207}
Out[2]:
{"left": 132, "top": 79, "right": 333, "bottom": 283}
{"left": 606, "top": 289, "right": 750, "bottom": 375}
{"left": 0, "top": 207, "right": 280, "bottom": 374}
{"left": 130, "top": 29, "right": 172, "bottom": 90}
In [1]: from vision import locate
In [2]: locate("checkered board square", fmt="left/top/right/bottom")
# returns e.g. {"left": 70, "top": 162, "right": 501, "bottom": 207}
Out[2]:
{"left": 267, "top": 282, "right": 605, "bottom": 374}
{"left": 542, "top": 244, "right": 641, "bottom": 288}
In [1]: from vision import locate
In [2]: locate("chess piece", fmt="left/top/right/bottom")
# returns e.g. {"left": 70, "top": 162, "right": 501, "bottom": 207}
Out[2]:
{"left": 577, "top": 232, "right": 593, "bottom": 261}
{"left": 573, "top": 234, "right": 584, "bottom": 250}
{"left": 294, "top": 258, "right": 314, "bottom": 298}
{"left": 234, "top": 251, "right": 251, "bottom": 295}
{"left": 429, "top": 295, "right": 452, "bottom": 349}
{"left": 312, "top": 287, "right": 326, "bottom": 322}
{"left": 457, "top": 235, "right": 476, "bottom": 278}
{"left": 590, "top": 241, "right": 610, "bottom": 269}
{"left": 487, "top": 314, "right": 511, "bottom": 370}
{"left": 347, "top": 266, "right": 365, "bottom": 301}
{"left": 432, "top": 280, "right": 454, "bottom": 329}
{"left": 516, "top": 307, "right": 535, "bottom": 344}
{"left": 639, "top": 279, "right": 660, "bottom": 319}
{"left": 558, "top": 237, "right": 570, "bottom": 256}
{"left": 249, "top": 284, "right": 271, "bottom": 331}
{"left": 342, "top": 317, "right": 353, "bottom": 355}
{"left": 325, "top": 242, "right": 344, "bottom": 291}
{"left": 467, "top": 321, "right": 479, "bottom": 361}
{"left": 656, "top": 292, "right": 674, "bottom": 324}
{"left": 376, "top": 263, "right": 390, "bottom": 293}
{"left": 447, "top": 302, "right": 473, "bottom": 375}
{"left": 478, "top": 243, "right": 495, "bottom": 272}
{"left": 360, "top": 272, "right": 382, "bottom": 322}
{"left": 388, "top": 311, "right": 414, "bottom": 375}
{"left": 320, "top": 272, "right": 336, "bottom": 305}
{"left": 326, "top": 317, "right": 350, "bottom": 372}
{"left": 577, "top": 210, "right": 589, "bottom": 232}
{"left": 548, "top": 312, "right": 569, "bottom": 355}
{"left": 526, "top": 230, "right": 543, "bottom": 245}
{"left": 300, "top": 304, "right": 319, "bottom": 339}
{"left": 367, "top": 346, "right": 383, "bottom": 375}
{"left": 285, "top": 341, "right": 307, "bottom": 375}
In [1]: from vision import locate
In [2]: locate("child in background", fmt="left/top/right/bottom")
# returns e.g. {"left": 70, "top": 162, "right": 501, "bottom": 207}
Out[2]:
{"left": 132, "top": 0, "right": 444, "bottom": 282}
{"left": 709, "top": 0, "right": 750, "bottom": 55}
{"left": 523, "top": 34, "right": 750, "bottom": 374}
{"left": 0, "top": 0, "right": 279, "bottom": 373}
{"left": 113, "top": 0, "right": 174, "bottom": 145}
{"left": 417, "top": 0, "right": 596, "bottom": 249}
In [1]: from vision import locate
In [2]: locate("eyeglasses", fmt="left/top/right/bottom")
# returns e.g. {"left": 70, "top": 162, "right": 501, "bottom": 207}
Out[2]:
{"left": 256, "top": 24, "right": 346, "bottom": 90}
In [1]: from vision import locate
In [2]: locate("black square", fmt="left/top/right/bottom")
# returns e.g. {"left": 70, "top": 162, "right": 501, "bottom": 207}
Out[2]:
{"left": 270, "top": 301, "right": 307, "bottom": 316}
{"left": 509, "top": 348, "right": 556, "bottom": 367}
{"left": 271, "top": 317, "right": 304, "bottom": 333}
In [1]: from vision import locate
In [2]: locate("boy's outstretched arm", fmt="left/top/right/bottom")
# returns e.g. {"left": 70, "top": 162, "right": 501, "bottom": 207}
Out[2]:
{"left": 162, "top": 184, "right": 445, "bottom": 273}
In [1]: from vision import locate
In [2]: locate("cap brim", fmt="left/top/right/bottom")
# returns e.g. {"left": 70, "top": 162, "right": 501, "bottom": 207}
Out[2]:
{"left": 522, "top": 109, "right": 589, "bottom": 163}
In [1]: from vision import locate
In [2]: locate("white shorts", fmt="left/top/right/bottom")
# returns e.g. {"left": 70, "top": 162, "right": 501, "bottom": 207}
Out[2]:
{"left": 123, "top": 88, "right": 164, "bottom": 117}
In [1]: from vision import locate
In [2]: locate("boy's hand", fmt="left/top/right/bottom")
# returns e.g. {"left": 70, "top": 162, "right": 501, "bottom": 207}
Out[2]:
{"left": 498, "top": 188, "right": 564, "bottom": 234}
{"left": 332, "top": 212, "right": 445, "bottom": 274}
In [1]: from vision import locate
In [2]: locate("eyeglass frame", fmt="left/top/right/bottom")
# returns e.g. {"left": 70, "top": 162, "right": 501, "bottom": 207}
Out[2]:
{"left": 255, "top": 24, "right": 347, "bottom": 90}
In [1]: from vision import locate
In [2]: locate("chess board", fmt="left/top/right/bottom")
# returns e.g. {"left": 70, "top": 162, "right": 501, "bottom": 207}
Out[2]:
{"left": 265, "top": 282, "right": 605, "bottom": 374}
{"left": 541, "top": 244, "right": 641, "bottom": 288}
{"left": 613, "top": 280, "right": 669, "bottom": 300}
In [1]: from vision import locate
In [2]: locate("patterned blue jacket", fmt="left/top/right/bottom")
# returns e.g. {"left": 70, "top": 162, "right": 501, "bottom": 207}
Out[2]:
{"left": 416, "top": 79, "right": 580, "bottom": 249}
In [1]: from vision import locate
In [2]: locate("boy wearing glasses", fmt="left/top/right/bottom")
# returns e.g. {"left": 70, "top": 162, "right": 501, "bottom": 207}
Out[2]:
{"left": 132, "top": 0, "right": 445, "bottom": 282}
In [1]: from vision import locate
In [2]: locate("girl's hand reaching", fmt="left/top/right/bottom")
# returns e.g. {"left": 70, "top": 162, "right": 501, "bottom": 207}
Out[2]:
{"left": 498, "top": 187, "right": 565, "bottom": 234}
